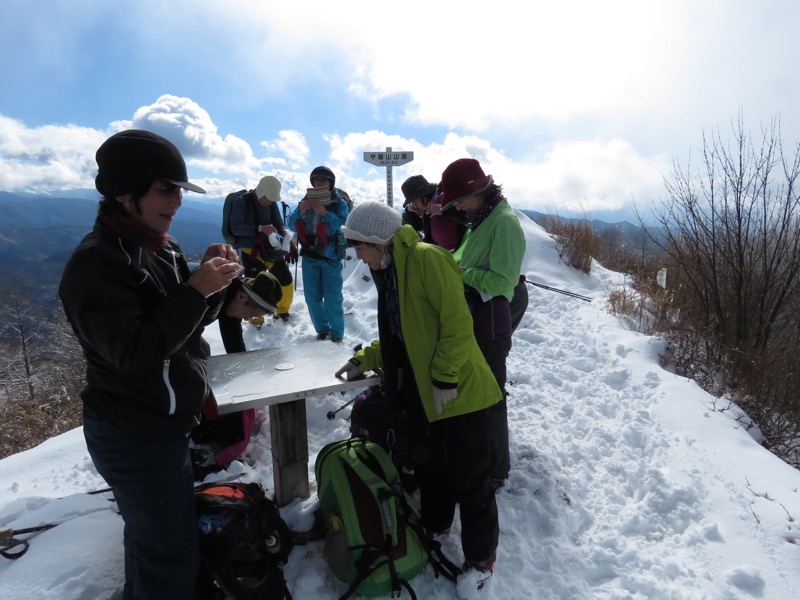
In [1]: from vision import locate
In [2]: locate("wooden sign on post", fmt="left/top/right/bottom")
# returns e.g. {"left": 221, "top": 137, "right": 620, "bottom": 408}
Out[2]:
{"left": 363, "top": 147, "right": 414, "bottom": 207}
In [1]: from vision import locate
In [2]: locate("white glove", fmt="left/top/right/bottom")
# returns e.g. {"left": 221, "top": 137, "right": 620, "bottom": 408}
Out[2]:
{"left": 432, "top": 384, "right": 458, "bottom": 414}
{"left": 335, "top": 360, "right": 362, "bottom": 381}
{"left": 281, "top": 230, "right": 295, "bottom": 252}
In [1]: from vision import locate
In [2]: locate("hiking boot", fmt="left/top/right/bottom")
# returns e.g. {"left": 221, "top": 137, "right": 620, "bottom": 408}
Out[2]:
{"left": 316, "top": 332, "right": 329, "bottom": 340}
{"left": 330, "top": 336, "right": 343, "bottom": 343}
{"left": 248, "top": 316, "right": 266, "bottom": 327}
{"left": 274, "top": 312, "right": 291, "bottom": 322}
{"left": 460, "top": 553, "right": 496, "bottom": 592}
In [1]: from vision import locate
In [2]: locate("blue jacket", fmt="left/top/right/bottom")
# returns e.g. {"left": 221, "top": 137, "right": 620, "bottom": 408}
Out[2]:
{"left": 287, "top": 192, "right": 349, "bottom": 261}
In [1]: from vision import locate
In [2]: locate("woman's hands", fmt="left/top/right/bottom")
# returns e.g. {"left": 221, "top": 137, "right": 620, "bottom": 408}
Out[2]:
{"left": 189, "top": 244, "right": 243, "bottom": 297}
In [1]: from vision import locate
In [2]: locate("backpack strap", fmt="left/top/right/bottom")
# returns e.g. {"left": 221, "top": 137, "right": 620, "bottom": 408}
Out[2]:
{"left": 397, "top": 495, "right": 461, "bottom": 584}
{"left": 337, "top": 546, "right": 416, "bottom": 600}
{"left": 345, "top": 439, "right": 459, "bottom": 591}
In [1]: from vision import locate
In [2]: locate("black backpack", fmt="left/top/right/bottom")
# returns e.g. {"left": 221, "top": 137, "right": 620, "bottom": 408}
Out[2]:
{"left": 222, "top": 189, "right": 250, "bottom": 247}
{"left": 194, "top": 482, "right": 294, "bottom": 600}
{"left": 335, "top": 187, "right": 353, "bottom": 212}
{"left": 348, "top": 385, "right": 415, "bottom": 492}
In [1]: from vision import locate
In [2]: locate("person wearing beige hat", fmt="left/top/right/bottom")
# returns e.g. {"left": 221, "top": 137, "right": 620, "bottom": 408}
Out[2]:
{"left": 228, "top": 175, "right": 295, "bottom": 321}
{"left": 335, "top": 200, "right": 502, "bottom": 586}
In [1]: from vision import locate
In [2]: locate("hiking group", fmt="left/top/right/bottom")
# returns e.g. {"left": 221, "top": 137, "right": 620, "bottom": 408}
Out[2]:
{"left": 56, "top": 127, "right": 527, "bottom": 599}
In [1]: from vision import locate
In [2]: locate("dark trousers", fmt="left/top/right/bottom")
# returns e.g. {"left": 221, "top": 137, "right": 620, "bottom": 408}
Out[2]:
{"left": 510, "top": 278, "right": 529, "bottom": 334}
{"left": 83, "top": 407, "right": 200, "bottom": 600}
{"left": 477, "top": 336, "right": 513, "bottom": 481}
{"left": 414, "top": 409, "right": 499, "bottom": 564}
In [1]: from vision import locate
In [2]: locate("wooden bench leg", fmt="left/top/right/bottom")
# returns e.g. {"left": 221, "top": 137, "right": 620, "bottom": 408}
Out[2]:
{"left": 269, "top": 399, "right": 310, "bottom": 506}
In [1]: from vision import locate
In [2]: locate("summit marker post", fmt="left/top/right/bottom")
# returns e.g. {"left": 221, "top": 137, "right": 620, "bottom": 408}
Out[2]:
{"left": 363, "top": 147, "right": 414, "bottom": 207}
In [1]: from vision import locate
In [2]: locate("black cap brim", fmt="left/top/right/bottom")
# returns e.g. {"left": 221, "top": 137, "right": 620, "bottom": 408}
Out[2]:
{"left": 162, "top": 178, "right": 206, "bottom": 194}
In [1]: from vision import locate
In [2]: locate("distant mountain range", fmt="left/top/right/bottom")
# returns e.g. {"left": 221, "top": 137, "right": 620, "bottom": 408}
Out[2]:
{"left": 0, "top": 191, "right": 228, "bottom": 305}
{"left": 0, "top": 192, "right": 659, "bottom": 307}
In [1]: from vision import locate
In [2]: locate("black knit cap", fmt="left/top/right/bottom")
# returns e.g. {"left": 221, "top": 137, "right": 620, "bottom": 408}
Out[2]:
{"left": 95, "top": 129, "right": 206, "bottom": 197}
{"left": 401, "top": 175, "right": 437, "bottom": 207}
{"left": 309, "top": 165, "right": 335, "bottom": 188}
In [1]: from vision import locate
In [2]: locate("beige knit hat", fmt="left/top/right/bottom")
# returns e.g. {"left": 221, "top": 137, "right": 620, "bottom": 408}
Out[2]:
{"left": 341, "top": 201, "right": 402, "bottom": 245}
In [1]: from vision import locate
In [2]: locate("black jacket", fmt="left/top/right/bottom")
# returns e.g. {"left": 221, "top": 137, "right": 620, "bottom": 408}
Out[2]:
{"left": 218, "top": 281, "right": 246, "bottom": 354}
{"left": 59, "top": 222, "right": 224, "bottom": 438}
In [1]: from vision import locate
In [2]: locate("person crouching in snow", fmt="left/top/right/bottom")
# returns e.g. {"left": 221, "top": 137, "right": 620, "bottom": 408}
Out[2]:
{"left": 334, "top": 200, "right": 502, "bottom": 587}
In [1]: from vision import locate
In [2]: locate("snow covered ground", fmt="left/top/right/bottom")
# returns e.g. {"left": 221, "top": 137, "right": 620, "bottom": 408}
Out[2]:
{"left": 1, "top": 212, "right": 799, "bottom": 599}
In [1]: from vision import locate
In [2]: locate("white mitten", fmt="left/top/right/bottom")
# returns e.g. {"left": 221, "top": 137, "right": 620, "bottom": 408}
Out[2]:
{"left": 281, "top": 230, "right": 295, "bottom": 252}
{"left": 432, "top": 384, "right": 458, "bottom": 414}
{"left": 335, "top": 360, "right": 362, "bottom": 381}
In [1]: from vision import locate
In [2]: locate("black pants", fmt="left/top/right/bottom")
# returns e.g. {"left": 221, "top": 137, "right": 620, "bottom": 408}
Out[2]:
{"left": 414, "top": 409, "right": 499, "bottom": 564}
{"left": 477, "top": 336, "right": 512, "bottom": 481}
{"left": 83, "top": 406, "right": 199, "bottom": 600}
{"left": 510, "top": 278, "right": 529, "bottom": 333}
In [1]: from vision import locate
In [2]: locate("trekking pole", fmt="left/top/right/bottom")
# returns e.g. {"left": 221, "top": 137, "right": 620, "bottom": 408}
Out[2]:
{"left": 1, "top": 524, "right": 56, "bottom": 559}
{"left": 326, "top": 396, "right": 357, "bottom": 420}
{"left": 522, "top": 275, "right": 592, "bottom": 302}
{"left": 293, "top": 253, "right": 299, "bottom": 291}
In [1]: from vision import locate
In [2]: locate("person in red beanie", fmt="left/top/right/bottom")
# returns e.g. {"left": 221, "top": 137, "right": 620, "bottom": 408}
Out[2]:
{"left": 59, "top": 130, "right": 242, "bottom": 600}
{"left": 440, "top": 158, "right": 527, "bottom": 489}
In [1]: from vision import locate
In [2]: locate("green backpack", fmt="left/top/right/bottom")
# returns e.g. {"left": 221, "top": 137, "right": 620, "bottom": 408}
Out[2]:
{"left": 315, "top": 438, "right": 458, "bottom": 599}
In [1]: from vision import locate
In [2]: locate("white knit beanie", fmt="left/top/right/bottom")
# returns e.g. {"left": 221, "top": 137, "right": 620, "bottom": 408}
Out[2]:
{"left": 341, "top": 201, "right": 402, "bottom": 245}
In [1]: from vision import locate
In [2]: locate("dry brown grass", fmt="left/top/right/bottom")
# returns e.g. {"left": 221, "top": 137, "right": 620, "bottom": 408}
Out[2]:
{"left": 0, "top": 392, "right": 83, "bottom": 459}
{"left": 543, "top": 215, "right": 600, "bottom": 274}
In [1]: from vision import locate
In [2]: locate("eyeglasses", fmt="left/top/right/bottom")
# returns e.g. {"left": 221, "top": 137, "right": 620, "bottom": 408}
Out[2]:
{"left": 346, "top": 239, "right": 364, "bottom": 248}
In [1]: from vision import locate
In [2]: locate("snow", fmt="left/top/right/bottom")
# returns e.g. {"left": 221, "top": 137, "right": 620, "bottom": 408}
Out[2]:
{"left": 2, "top": 212, "right": 800, "bottom": 599}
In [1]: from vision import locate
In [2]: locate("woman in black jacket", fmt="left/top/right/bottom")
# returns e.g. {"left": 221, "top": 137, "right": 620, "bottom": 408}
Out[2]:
{"left": 59, "top": 130, "right": 242, "bottom": 600}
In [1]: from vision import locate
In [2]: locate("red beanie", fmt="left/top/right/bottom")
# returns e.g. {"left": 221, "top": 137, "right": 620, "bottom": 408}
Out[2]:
{"left": 439, "top": 158, "right": 493, "bottom": 205}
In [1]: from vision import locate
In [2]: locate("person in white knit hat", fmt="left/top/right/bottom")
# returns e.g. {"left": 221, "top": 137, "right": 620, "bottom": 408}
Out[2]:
{"left": 336, "top": 200, "right": 503, "bottom": 587}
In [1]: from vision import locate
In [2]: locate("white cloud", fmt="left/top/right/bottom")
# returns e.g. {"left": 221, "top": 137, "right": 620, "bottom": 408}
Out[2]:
{"left": 261, "top": 131, "right": 310, "bottom": 170}
{"left": 0, "top": 115, "right": 104, "bottom": 194}
{"left": 3, "top": 0, "right": 799, "bottom": 218}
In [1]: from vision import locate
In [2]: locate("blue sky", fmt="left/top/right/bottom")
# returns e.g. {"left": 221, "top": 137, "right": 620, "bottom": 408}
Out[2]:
{"left": 1, "top": 0, "right": 799, "bottom": 221}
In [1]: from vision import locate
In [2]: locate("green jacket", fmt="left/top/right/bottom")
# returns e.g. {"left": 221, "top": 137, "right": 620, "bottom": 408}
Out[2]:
{"left": 353, "top": 225, "right": 501, "bottom": 423}
{"left": 455, "top": 199, "right": 526, "bottom": 301}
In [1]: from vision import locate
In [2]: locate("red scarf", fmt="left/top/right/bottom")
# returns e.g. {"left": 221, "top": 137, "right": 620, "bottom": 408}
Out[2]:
{"left": 98, "top": 213, "right": 169, "bottom": 252}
